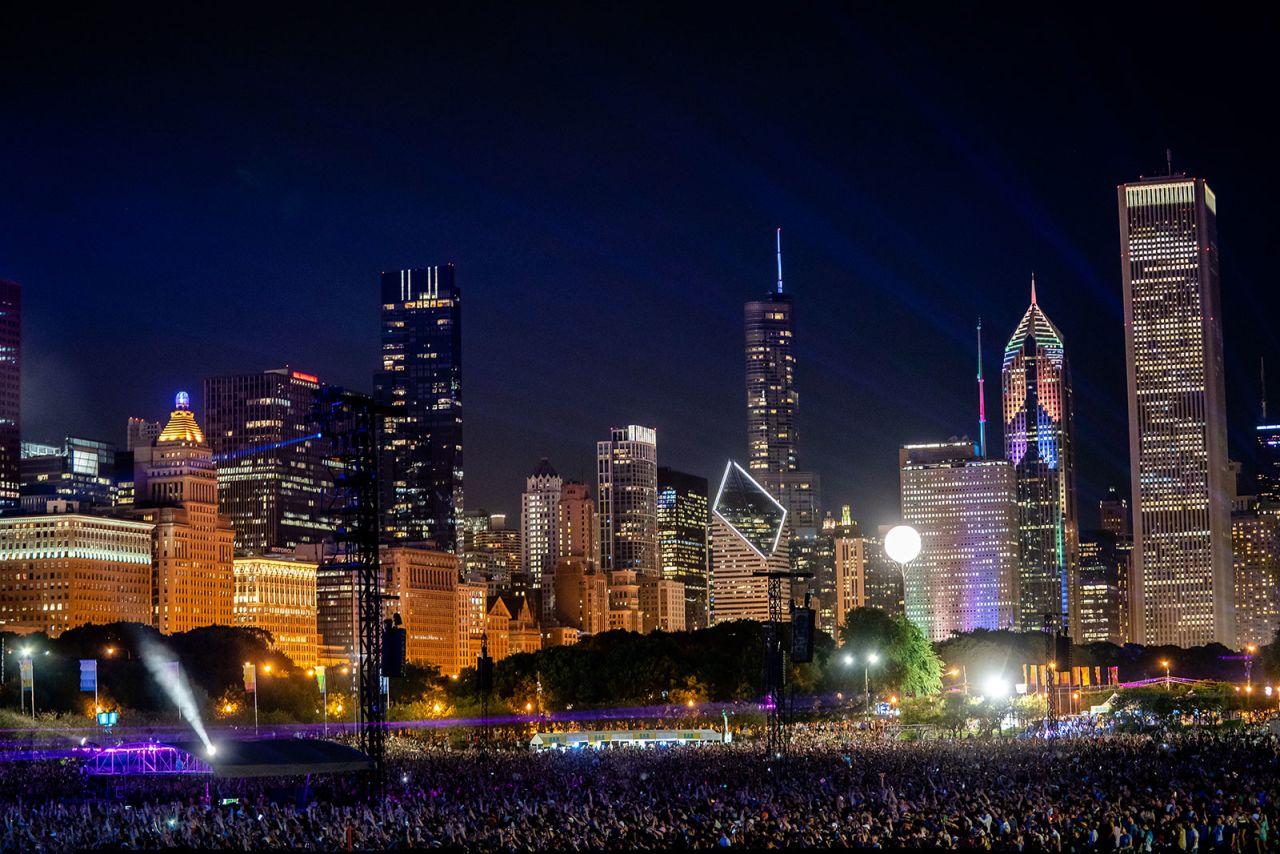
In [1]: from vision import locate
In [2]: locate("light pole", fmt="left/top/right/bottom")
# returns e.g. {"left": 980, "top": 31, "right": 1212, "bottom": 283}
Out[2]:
{"left": 865, "top": 652, "right": 879, "bottom": 707}
{"left": 1161, "top": 659, "right": 1171, "bottom": 690}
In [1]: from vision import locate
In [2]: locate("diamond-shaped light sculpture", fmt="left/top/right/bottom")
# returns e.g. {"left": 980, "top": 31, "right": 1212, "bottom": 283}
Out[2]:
{"left": 712, "top": 461, "right": 787, "bottom": 559}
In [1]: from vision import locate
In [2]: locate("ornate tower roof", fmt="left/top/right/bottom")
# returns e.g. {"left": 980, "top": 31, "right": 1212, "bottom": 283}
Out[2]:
{"left": 156, "top": 391, "right": 205, "bottom": 445}
{"left": 1002, "top": 275, "right": 1066, "bottom": 370}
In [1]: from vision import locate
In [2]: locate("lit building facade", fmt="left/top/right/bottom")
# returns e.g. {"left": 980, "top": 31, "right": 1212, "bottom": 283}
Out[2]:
{"left": 0, "top": 512, "right": 154, "bottom": 635}
{"left": 899, "top": 442, "right": 1018, "bottom": 642}
{"left": 864, "top": 528, "right": 905, "bottom": 617}
{"left": 708, "top": 461, "right": 789, "bottom": 625}
{"left": 1120, "top": 175, "right": 1233, "bottom": 646}
{"left": 1077, "top": 530, "right": 1127, "bottom": 645}
{"left": 233, "top": 553, "right": 319, "bottom": 668}
{"left": 596, "top": 425, "right": 658, "bottom": 576}
{"left": 1001, "top": 281, "right": 1079, "bottom": 636}
{"left": 1231, "top": 502, "right": 1280, "bottom": 649}
{"left": 383, "top": 545, "right": 460, "bottom": 674}
{"left": 0, "top": 280, "right": 18, "bottom": 512}
{"left": 205, "top": 368, "right": 334, "bottom": 553}
{"left": 131, "top": 393, "right": 236, "bottom": 634}
{"left": 829, "top": 506, "right": 864, "bottom": 631}
{"left": 19, "top": 437, "right": 116, "bottom": 512}
{"left": 1258, "top": 421, "right": 1280, "bottom": 507}
{"left": 520, "top": 459, "right": 562, "bottom": 622}
{"left": 375, "top": 265, "right": 463, "bottom": 550}
{"left": 656, "top": 467, "right": 709, "bottom": 630}
{"left": 639, "top": 576, "right": 686, "bottom": 633}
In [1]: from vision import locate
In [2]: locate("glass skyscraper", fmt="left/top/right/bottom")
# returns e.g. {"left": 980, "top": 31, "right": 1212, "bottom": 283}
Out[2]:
{"left": 374, "top": 265, "right": 464, "bottom": 551}
{"left": 204, "top": 368, "right": 335, "bottom": 553}
{"left": 657, "top": 466, "right": 709, "bottom": 629}
{"left": 1001, "top": 280, "right": 1079, "bottom": 636}
{"left": 596, "top": 425, "right": 658, "bottom": 576}
{"left": 1120, "top": 175, "right": 1233, "bottom": 646}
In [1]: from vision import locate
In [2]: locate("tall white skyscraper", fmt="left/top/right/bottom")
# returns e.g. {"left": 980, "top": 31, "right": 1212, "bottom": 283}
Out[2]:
{"left": 520, "top": 458, "right": 562, "bottom": 621}
{"left": 596, "top": 425, "right": 659, "bottom": 576}
{"left": 1119, "top": 173, "right": 1234, "bottom": 646}
{"left": 899, "top": 441, "right": 1019, "bottom": 642}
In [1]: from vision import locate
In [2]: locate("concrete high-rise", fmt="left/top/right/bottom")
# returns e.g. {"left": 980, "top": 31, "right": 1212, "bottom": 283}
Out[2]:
{"left": 0, "top": 280, "right": 18, "bottom": 512}
{"left": 130, "top": 392, "right": 236, "bottom": 633}
{"left": 1001, "top": 280, "right": 1079, "bottom": 636}
{"left": 899, "top": 442, "right": 1019, "bottom": 642}
{"left": 520, "top": 458, "right": 562, "bottom": 621}
{"left": 657, "top": 467, "right": 709, "bottom": 629}
{"left": 1231, "top": 500, "right": 1280, "bottom": 649}
{"left": 1119, "top": 173, "right": 1234, "bottom": 646}
{"left": 552, "top": 481, "right": 608, "bottom": 634}
{"left": 596, "top": 425, "right": 658, "bottom": 576}
{"left": 1077, "top": 530, "right": 1128, "bottom": 645}
{"left": 205, "top": 368, "right": 334, "bottom": 553}
{"left": 375, "top": 265, "right": 463, "bottom": 550}
{"left": 233, "top": 553, "right": 320, "bottom": 668}
{"left": 19, "top": 437, "right": 115, "bottom": 512}
{"left": 0, "top": 511, "right": 154, "bottom": 635}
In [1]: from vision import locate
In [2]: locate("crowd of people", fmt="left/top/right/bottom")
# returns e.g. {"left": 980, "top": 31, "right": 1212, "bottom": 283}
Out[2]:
{"left": 1, "top": 727, "right": 1277, "bottom": 850}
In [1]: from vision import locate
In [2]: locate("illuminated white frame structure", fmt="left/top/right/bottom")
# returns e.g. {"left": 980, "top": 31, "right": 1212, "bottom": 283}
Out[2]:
{"left": 710, "top": 460, "right": 788, "bottom": 559}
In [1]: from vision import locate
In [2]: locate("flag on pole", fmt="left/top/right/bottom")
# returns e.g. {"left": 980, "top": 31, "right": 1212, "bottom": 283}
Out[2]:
{"left": 314, "top": 665, "right": 326, "bottom": 693}
{"left": 18, "top": 659, "right": 33, "bottom": 690}
{"left": 243, "top": 663, "right": 257, "bottom": 693}
{"left": 79, "top": 659, "right": 98, "bottom": 693}
{"left": 381, "top": 675, "right": 389, "bottom": 697}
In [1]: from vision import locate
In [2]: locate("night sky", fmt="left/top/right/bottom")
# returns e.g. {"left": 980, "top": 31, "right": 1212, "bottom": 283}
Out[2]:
{"left": 3, "top": 7, "right": 1276, "bottom": 528}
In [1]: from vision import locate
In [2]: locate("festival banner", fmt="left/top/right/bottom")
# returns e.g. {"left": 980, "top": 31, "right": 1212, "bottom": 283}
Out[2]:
{"left": 243, "top": 663, "right": 257, "bottom": 693}
{"left": 79, "top": 659, "right": 97, "bottom": 693}
{"left": 315, "top": 665, "right": 326, "bottom": 693}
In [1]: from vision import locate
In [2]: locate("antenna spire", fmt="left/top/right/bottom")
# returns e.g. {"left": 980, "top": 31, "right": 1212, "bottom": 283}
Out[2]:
{"left": 775, "top": 227, "right": 783, "bottom": 294}
{"left": 1030, "top": 272, "right": 1037, "bottom": 306}
{"left": 977, "top": 317, "right": 987, "bottom": 458}
{"left": 1167, "top": 148, "right": 1174, "bottom": 176}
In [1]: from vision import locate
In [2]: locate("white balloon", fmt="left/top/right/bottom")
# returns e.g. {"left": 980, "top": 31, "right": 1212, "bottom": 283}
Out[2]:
{"left": 883, "top": 525, "right": 922, "bottom": 564}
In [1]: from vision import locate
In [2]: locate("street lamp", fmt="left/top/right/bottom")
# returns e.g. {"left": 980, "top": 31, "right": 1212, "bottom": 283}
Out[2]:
{"left": 947, "top": 665, "right": 969, "bottom": 695}
{"left": 865, "top": 652, "right": 879, "bottom": 707}
{"left": 1160, "top": 659, "right": 1171, "bottom": 689}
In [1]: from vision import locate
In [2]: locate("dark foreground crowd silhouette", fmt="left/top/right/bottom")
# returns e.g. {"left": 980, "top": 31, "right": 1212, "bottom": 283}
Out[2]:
{"left": 1, "top": 727, "right": 1277, "bottom": 851}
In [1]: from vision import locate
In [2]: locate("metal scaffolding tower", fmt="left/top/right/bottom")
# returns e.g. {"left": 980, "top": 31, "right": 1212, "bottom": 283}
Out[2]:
{"left": 312, "top": 387, "right": 392, "bottom": 783}
{"left": 754, "top": 570, "right": 811, "bottom": 758}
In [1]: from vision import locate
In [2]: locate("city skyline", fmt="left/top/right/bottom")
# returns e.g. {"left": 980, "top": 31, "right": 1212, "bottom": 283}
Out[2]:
{"left": 5, "top": 8, "right": 1278, "bottom": 533}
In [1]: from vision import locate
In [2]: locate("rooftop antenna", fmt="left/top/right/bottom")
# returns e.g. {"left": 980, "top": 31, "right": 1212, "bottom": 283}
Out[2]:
{"left": 977, "top": 317, "right": 987, "bottom": 458}
{"left": 1167, "top": 148, "right": 1174, "bottom": 176}
{"left": 775, "top": 227, "right": 784, "bottom": 294}
{"left": 1030, "top": 271, "right": 1037, "bottom": 306}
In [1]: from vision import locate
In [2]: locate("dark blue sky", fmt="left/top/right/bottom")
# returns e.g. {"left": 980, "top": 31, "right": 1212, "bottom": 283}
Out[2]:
{"left": 3, "top": 7, "right": 1276, "bottom": 526}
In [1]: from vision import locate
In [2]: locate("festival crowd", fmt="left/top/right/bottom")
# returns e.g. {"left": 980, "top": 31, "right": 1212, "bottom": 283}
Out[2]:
{"left": 1, "top": 728, "right": 1277, "bottom": 850}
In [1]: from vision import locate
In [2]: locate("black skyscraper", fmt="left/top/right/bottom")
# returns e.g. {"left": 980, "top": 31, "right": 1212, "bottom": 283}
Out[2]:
{"left": 374, "top": 265, "right": 463, "bottom": 550}
{"left": 0, "top": 280, "right": 19, "bottom": 512}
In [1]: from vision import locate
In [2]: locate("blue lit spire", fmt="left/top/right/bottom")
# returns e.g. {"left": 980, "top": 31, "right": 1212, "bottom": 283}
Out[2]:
{"left": 775, "top": 227, "right": 783, "bottom": 294}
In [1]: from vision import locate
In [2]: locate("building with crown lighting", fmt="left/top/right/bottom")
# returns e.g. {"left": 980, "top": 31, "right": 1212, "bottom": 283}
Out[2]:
{"left": 0, "top": 280, "right": 18, "bottom": 513}
{"left": 130, "top": 392, "right": 236, "bottom": 634}
{"left": 375, "top": 265, "right": 463, "bottom": 551}
{"left": 205, "top": 368, "right": 334, "bottom": 553}
{"left": 899, "top": 442, "right": 1018, "bottom": 642}
{"left": 1001, "top": 280, "right": 1079, "bottom": 636}
{"left": 657, "top": 467, "right": 709, "bottom": 629}
{"left": 520, "top": 458, "right": 561, "bottom": 621}
{"left": 0, "top": 511, "right": 155, "bottom": 635}
{"left": 708, "top": 461, "right": 789, "bottom": 624}
{"left": 233, "top": 552, "right": 319, "bottom": 668}
{"left": 597, "top": 426, "right": 658, "bottom": 577}
{"left": 1120, "top": 175, "right": 1234, "bottom": 646}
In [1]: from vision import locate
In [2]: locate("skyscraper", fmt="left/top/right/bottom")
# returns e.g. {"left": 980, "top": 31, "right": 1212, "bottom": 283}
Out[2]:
{"left": 521, "top": 458, "right": 562, "bottom": 622}
{"left": 1119, "top": 173, "right": 1234, "bottom": 646}
{"left": 899, "top": 441, "right": 1019, "bottom": 642}
{"left": 553, "top": 482, "right": 608, "bottom": 634}
{"left": 1231, "top": 500, "right": 1280, "bottom": 649}
{"left": 130, "top": 392, "right": 236, "bottom": 634}
{"left": 657, "top": 467, "right": 709, "bottom": 629}
{"left": 596, "top": 425, "right": 658, "bottom": 576}
{"left": 1001, "top": 279, "right": 1079, "bottom": 636}
{"left": 744, "top": 230, "right": 821, "bottom": 571}
{"left": 1077, "top": 530, "right": 1127, "bottom": 645}
{"left": 708, "top": 461, "right": 789, "bottom": 625}
{"left": 204, "top": 368, "right": 334, "bottom": 553}
{"left": 375, "top": 265, "right": 463, "bottom": 550}
{"left": 19, "top": 436, "right": 115, "bottom": 512}
{"left": 0, "top": 280, "right": 19, "bottom": 512}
